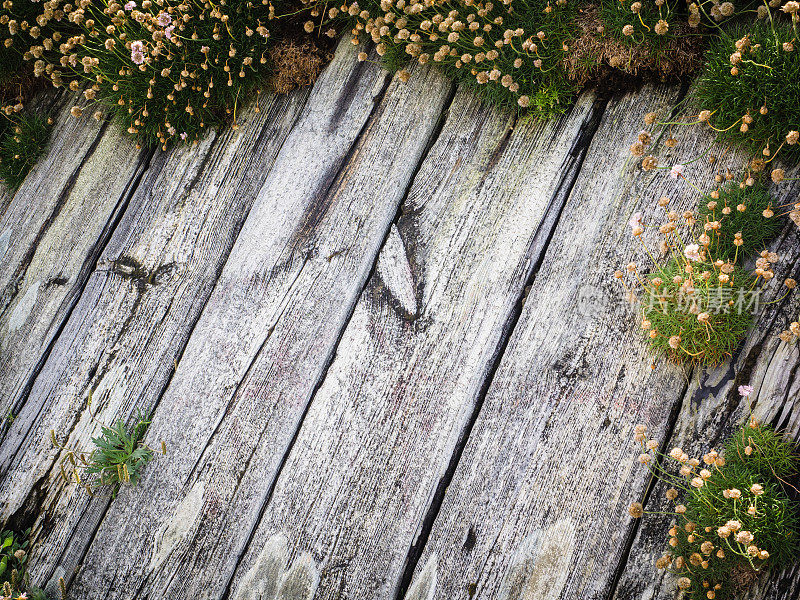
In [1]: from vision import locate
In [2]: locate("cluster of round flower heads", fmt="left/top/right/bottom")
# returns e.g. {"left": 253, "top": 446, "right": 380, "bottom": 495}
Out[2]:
{"left": 628, "top": 418, "right": 800, "bottom": 600}
{"left": 0, "top": 0, "right": 286, "bottom": 148}
{"left": 341, "top": 0, "right": 579, "bottom": 113}
{"left": 615, "top": 187, "right": 785, "bottom": 365}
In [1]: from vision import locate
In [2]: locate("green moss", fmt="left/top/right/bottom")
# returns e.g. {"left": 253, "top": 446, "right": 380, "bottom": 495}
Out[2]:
{"left": 724, "top": 423, "right": 799, "bottom": 480}
{"left": 641, "top": 258, "right": 754, "bottom": 366}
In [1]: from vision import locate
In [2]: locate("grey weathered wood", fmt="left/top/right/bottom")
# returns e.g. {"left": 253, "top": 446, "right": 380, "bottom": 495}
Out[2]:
{"left": 0, "top": 78, "right": 312, "bottom": 585}
{"left": 219, "top": 88, "right": 602, "bottom": 600}
{"left": 67, "top": 44, "right": 455, "bottom": 600}
{"left": 612, "top": 177, "right": 800, "bottom": 600}
{"left": 397, "top": 84, "right": 779, "bottom": 600}
{"left": 0, "top": 96, "right": 148, "bottom": 422}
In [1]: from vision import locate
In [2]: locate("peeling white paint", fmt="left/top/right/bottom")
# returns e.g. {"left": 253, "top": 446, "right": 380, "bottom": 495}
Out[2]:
{"left": 149, "top": 481, "right": 205, "bottom": 571}
{"left": 8, "top": 280, "right": 41, "bottom": 331}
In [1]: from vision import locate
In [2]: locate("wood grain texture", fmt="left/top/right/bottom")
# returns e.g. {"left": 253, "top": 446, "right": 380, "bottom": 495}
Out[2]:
{"left": 67, "top": 42, "right": 455, "bottom": 600}
{"left": 221, "top": 87, "right": 602, "bottom": 600}
{"left": 612, "top": 176, "right": 800, "bottom": 600}
{"left": 0, "top": 80, "right": 314, "bottom": 589}
{"left": 0, "top": 95, "right": 149, "bottom": 422}
{"left": 398, "top": 84, "right": 778, "bottom": 600}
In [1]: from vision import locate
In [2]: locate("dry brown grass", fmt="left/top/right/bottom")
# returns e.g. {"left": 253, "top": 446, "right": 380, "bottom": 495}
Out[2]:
{"left": 268, "top": 39, "right": 330, "bottom": 95}
{"left": 565, "top": 6, "right": 705, "bottom": 88}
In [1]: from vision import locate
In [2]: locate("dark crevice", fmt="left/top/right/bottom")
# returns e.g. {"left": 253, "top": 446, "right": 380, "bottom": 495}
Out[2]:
{"left": 394, "top": 93, "right": 609, "bottom": 600}
{"left": 217, "top": 78, "right": 458, "bottom": 600}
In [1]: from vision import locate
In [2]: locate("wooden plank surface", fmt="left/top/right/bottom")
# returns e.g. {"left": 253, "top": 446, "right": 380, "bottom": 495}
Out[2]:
{"left": 0, "top": 96, "right": 149, "bottom": 422}
{"left": 396, "top": 84, "right": 778, "bottom": 600}
{"left": 0, "top": 76, "right": 315, "bottom": 591}
{"left": 221, "top": 88, "right": 604, "bottom": 600}
{"left": 612, "top": 184, "right": 800, "bottom": 600}
{"left": 0, "top": 45, "right": 797, "bottom": 600}
{"left": 67, "top": 43, "right": 456, "bottom": 600}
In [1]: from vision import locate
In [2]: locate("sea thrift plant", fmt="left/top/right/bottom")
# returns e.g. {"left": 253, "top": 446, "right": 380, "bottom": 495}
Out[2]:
{"left": 697, "top": 182, "right": 781, "bottom": 258}
{"left": 347, "top": 0, "right": 582, "bottom": 115}
{"left": 617, "top": 182, "right": 795, "bottom": 365}
{"left": 693, "top": 19, "right": 800, "bottom": 162}
{"left": 0, "top": 0, "right": 325, "bottom": 149}
{"left": 629, "top": 417, "right": 800, "bottom": 599}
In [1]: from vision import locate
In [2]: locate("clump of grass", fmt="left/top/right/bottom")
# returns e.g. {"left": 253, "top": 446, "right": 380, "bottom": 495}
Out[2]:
{"left": 0, "top": 113, "right": 51, "bottom": 191}
{"left": 599, "top": 0, "right": 679, "bottom": 52}
{"left": 0, "top": 529, "right": 48, "bottom": 600}
{"left": 697, "top": 182, "right": 782, "bottom": 259}
{"left": 725, "top": 421, "right": 800, "bottom": 479}
{"left": 52, "top": 408, "right": 166, "bottom": 498}
{"left": 629, "top": 418, "right": 800, "bottom": 600}
{"left": 693, "top": 20, "right": 800, "bottom": 161}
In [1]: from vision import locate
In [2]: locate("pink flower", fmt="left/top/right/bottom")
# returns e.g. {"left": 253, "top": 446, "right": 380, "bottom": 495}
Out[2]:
{"left": 165, "top": 25, "right": 175, "bottom": 40}
{"left": 670, "top": 164, "right": 685, "bottom": 179}
{"left": 157, "top": 11, "right": 172, "bottom": 26}
{"left": 684, "top": 244, "right": 701, "bottom": 262}
{"left": 738, "top": 385, "right": 754, "bottom": 397}
{"left": 629, "top": 211, "right": 643, "bottom": 231}
{"left": 124, "top": 0, "right": 136, "bottom": 9}
{"left": 180, "top": 132, "right": 188, "bottom": 140}
{"left": 130, "top": 41, "right": 146, "bottom": 64}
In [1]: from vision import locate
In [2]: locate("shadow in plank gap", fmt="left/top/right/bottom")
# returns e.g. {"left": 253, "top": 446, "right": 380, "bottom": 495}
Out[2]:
{"left": 66, "top": 41, "right": 452, "bottom": 600}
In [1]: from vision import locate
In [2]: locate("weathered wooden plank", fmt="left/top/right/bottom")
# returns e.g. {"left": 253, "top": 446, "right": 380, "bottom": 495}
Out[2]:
{"left": 215, "top": 89, "right": 604, "bottom": 600}
{"left": 0, "top": 93, "right": 149, "bottom": 423}
{"left": 395, "top": 84, "right": 771, "bottom": 600}
{"left": 611, "top": 184, "right": 800, "bottom": 600}
{"left": 0, "top": 71, "right": 314, "bottom": 586}
{"left": 66, "top": 45, "right": 455, "bottom": 600}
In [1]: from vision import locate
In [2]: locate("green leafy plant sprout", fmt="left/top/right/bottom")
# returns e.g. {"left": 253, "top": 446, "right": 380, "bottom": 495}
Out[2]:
{"left": 52, "top": 402, "right": 166, "bottom": 498}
